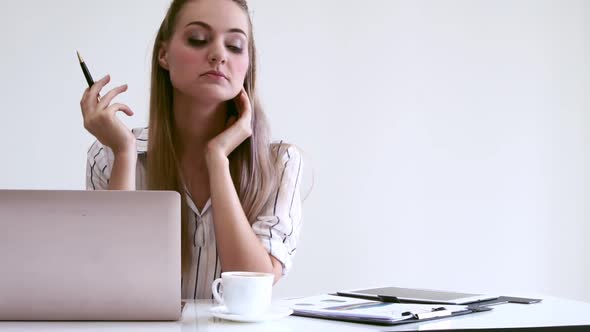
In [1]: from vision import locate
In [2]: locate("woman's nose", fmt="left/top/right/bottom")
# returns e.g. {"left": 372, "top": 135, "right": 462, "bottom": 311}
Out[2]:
{"left": 208, "top": 43, "right": 227, "bottom": 65}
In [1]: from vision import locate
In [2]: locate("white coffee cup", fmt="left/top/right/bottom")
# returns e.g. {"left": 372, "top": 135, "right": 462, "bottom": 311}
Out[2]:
{"left": 211, "top": 271, "right": 274, "bottom": 316}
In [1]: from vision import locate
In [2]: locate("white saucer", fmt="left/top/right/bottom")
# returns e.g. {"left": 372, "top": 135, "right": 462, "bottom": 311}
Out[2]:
{"left": 210, "top": 305, "right": 293, "bottom": 323}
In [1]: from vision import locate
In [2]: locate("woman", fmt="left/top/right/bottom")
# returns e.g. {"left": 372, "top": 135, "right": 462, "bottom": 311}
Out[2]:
{"left": 80, "top": 0, "right": 303, "bottom": 299}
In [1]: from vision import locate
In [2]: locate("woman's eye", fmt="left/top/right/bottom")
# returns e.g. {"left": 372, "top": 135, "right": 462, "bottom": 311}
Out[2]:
{"left": 188, "top": 38, "right": 207, "bottom": 47}
{"left": 227, "top": 45, "right": 243, "bottom": 53}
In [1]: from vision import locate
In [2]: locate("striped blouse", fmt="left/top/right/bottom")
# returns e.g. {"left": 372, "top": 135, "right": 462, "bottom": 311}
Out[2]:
{"left": 86, "top": 127, "right": 303, "bottom": 299}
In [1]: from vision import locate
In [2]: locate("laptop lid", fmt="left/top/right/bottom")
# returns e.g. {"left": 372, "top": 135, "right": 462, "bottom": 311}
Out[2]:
{"left": 0, "top": 190, "right": 181, "bottom": 321}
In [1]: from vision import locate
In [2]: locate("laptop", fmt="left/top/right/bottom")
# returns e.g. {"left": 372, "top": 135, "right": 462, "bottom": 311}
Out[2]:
{"left": 0, "top": 190, "right": 181, "bottom": 321}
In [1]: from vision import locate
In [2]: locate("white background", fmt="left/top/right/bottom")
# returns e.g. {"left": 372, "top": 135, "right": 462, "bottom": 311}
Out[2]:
{"left": 0, "top": 1, "right": 587, "bottom": 301}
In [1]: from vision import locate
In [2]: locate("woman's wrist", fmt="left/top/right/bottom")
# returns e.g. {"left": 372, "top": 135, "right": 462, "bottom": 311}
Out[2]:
{"left": 109, "top": 148, "right": 137, "bottom": 191}
{"left": 111, "top": 137, "right": 137, "bottom": 157}
{"left": 205, "top": 147, "right": 229, "bottom": 168}
{"left": 113, "top": 148, "right": 137, "bottom": 162}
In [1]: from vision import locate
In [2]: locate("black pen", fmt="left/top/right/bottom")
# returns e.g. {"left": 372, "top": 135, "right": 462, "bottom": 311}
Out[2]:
{"left": 76, "top": 51, "right": 95, "bottom": 87}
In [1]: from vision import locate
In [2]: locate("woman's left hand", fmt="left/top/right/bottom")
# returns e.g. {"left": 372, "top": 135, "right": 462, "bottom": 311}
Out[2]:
{"left": 206, "top": 87, "right": 253, "bottom": 161}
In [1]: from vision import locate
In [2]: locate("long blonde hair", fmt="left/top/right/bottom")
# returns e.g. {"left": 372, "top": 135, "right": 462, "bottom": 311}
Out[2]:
{"left": 147, "top": 0, "right": 278, "bottom": 274}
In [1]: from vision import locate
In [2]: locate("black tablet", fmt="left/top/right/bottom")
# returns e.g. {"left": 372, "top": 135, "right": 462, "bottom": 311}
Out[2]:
{"left": 337, "top": 287, "right": 498, "bottom": 305}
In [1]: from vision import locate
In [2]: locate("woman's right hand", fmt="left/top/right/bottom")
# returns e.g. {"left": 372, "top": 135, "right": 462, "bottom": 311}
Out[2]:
{"left": 80, "top": 74, "right": 136, "bottom": 155}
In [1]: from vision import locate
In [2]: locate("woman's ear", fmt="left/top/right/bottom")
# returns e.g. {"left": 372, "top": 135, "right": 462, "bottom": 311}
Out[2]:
{"left": 158, "top": 43, "right": 170, "bottom": 70}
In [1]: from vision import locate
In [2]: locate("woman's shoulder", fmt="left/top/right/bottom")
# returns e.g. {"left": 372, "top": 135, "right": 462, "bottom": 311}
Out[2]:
{"left": 86, "top": 139, "right": 115, "bottom": 186}
{"left": 270, "top": 142, "right": 304, "bottom": 182}
{"left": 131, "top": 127, "right": 149, "bottom": 139}
{"left": 270, "top": 141, "right": 302, "bottom": 165}
{"left": 132, "top": 127, "right": 149, "bottom": 153}
{"left": 87, "top": 139, "right": 112, "bottom": 165}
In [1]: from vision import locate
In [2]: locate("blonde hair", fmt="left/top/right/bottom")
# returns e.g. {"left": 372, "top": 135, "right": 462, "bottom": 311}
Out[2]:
{"left": 147, "top": 0, "right": 278, "bottom": 274}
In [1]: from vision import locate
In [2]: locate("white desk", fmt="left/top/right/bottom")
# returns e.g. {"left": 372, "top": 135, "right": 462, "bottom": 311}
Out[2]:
{"left": 0, "top": 297, "right": 589, "bottom": 331}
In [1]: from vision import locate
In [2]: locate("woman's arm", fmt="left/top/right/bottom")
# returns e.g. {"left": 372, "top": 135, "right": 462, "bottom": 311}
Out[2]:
{"left": 205, "top": 88, "right": 286, "bottom": 282}
{"left": 108, "top": 150, "right": 137, "bottom": 190}
{"left": 206, "top": 150, "right": 283, "bottom": 282}
{"left": 81, "top": 74, "right": 136, "bottom": 191}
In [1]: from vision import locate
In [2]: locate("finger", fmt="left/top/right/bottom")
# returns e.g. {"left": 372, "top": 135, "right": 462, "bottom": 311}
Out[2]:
{"left": 97, "top": 84, "right": 128, "bottom": 110}
{"left": 81, "top": 87, "right": 89, "bottom": 101}
{"left": 88, "top": 74, "right": 111, "bottom": 102}
{"left": 236, "top": 89, "right": 252, "bottom": 116}
{"left": 80, "top": 88, "right": 90, "bottom": 114}
{"left": 226, "top": 115, "right": 238, "bottom": 127}
{"left": 80, "top": 86, "right": 102, "bottom": 117}
{"left": 106, "top": 103, "right": 134, "bottom": 117}
{"left": 82, "top": 75, "right": 110, "bottom": 112}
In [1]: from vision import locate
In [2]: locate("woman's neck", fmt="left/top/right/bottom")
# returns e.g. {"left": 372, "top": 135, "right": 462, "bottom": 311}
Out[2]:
{"left": 173, "top": 91, "right": 228, "bottom": 168}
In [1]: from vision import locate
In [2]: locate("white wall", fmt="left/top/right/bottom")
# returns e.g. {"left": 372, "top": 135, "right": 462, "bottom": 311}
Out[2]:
{"left": 0, "top": 1, "right": 588, "bottom": 302}
{"left": 583, "top": 0, "right": 590, "bottom": 302}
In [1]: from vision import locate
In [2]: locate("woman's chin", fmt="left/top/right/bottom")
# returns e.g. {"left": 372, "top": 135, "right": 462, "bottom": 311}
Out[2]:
{"left": 186, "top": 86, "right": 235, "bottom": 103}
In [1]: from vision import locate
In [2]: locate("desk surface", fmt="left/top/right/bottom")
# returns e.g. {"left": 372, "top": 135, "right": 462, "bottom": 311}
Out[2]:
{"left": 0, "top": 296, "right": 589, "bottom": 331}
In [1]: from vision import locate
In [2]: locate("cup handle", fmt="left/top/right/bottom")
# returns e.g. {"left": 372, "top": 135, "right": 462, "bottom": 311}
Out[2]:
{"left": 211, "top": 278, "right": 223, "bottom": 304}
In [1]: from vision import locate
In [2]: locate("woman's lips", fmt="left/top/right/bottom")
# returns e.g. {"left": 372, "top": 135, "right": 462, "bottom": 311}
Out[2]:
{"left": 202, "top": 70, "right": 228, "bottom": 80}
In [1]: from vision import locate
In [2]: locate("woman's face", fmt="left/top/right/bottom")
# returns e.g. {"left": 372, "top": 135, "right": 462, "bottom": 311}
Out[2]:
{"left": 160, "top": 0, "right": 250, "bottom": 103}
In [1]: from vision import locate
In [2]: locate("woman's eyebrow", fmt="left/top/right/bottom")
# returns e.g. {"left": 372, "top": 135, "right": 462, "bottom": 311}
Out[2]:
{"left": 185, "top": 21, "right": 247, "bottom": 38}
